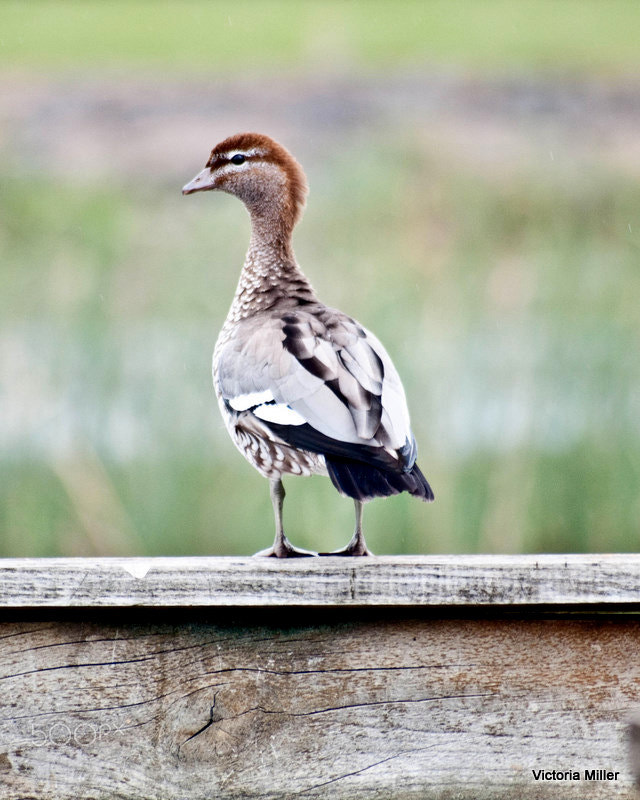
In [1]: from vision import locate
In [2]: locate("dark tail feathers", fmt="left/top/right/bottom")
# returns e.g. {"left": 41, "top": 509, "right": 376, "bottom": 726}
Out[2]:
{"left": 326, "top": 457, "right": 434, "bottom": 503}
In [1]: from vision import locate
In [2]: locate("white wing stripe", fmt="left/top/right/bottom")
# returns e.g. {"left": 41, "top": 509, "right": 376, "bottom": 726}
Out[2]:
{"left": 253, "top": 403, "right": 306, "bottom": 426}
{"left": 229, "top": 390, "right": 274, "bottom": 411}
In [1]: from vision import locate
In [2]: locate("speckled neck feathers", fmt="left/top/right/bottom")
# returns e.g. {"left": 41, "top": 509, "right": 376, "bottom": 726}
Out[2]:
{"left": 228, "top": 240, "right": 316, "bottom": 324}
{"left": 223, "top": 137, "right": 316, "bottom": 323}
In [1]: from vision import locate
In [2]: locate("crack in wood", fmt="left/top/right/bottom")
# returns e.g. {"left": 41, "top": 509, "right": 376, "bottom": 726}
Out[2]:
{"left": 181, "top": 692, "right": 221, "bottom": 749}
{"left": 0, "top": 627, "right": 50, "bottom": 642}
{"left": 197, "top": 662, "right": 478, "bottom": 679}
{"left": 0, "top": 692, "right": 180, "bottom": 723}
{"left": 221, "top": 692, "right": 496, "bottom": 722}
{"left": 5, "top": 632, "right": 178, "bottom": 655}
{"left": 117, "top": 714, "right": 164, "bottom": 732}
{"left": 6, "top": 631, "right": 278, "bottom": 659}
{"left": 0, "top": 656, "right": 155, "bottom": 682}
{"left": 68, "top": 570, "right": 90, "bottom": 602}
{"left": 290, "top": 745, "right": 438, "bottom": 796}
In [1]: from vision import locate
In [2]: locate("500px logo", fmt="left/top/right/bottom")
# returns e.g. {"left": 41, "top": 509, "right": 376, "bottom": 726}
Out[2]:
{"left": 7, "top": 721, "right": 127, "bottom": 747}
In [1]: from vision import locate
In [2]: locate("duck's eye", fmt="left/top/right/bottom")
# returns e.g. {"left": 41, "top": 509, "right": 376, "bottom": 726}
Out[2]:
{"left": 230, "top": 154, "right": 246, "bottom": 165}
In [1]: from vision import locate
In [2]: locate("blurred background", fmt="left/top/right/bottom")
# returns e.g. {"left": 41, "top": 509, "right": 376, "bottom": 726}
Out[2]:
{"left": 1, "top": 1, "right": 639, "bottom": 556}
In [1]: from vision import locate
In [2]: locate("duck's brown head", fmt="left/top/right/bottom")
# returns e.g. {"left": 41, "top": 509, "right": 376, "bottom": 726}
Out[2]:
{"left": 182, "top": 133, "right": 308, "bottom": 230}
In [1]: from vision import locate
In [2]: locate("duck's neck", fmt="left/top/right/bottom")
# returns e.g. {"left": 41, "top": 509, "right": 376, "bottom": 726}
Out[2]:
{"left": 227, "top": 205, "right": 316, "bottom": 323}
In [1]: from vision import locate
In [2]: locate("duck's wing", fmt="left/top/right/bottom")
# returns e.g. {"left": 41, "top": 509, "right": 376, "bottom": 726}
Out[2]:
{"left": 216, "top": 305, "right": 417, "bottom": 472}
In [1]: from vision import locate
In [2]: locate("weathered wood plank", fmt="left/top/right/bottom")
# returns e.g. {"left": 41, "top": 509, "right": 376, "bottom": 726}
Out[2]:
{"left": 0, "top": 613, "right": 637, "bottom": 799}
{"left": 1, "top": 554, "right": 640, "bottom": 607}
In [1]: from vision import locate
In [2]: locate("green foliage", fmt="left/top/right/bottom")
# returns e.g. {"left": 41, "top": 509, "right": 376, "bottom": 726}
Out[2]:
{"left": 2, "top": 0, "right": 640, "bottom": 74}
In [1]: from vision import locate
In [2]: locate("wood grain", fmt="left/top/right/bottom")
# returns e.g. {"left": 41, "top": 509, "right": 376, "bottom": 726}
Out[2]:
{"left": 1, "top": 557, "right": 638, "bottom": 797}
{"left": 1, "top": 554, "right": 640, "bottom": 607}
{"left": 0, "top": 612, "right": 637, "bottom": 799}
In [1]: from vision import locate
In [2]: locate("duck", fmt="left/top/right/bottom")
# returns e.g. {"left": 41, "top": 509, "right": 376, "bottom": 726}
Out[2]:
{"left": 183, "top": 133, "right": 433, "bottom": 557}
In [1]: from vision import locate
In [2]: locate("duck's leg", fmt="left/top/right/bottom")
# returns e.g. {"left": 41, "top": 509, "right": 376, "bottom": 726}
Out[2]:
{"left": 321, "top": 499, "right": 373, "bottom": 557}
{"left": 254, "top": 478, "right": 317, "bottom": 558}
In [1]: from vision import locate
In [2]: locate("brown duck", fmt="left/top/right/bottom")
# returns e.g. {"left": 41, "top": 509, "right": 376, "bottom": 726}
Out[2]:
{"left": 183, "top": 133, "right": 433, "bottom": 557}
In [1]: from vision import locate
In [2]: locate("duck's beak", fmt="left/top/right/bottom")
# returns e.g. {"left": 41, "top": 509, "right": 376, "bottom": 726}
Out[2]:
{"left": 182, "top": 167, "right": 216, "bottom": 196}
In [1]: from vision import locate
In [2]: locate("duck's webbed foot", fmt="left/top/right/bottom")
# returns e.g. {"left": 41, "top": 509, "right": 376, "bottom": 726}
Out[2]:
{"left": 319, "top": 500, "right": 373, "bottom": 556}
{"left": 319, "top": 538, "right": 373, "bottom": 557}
{"left": 254, "top": 535, "right": 317, "bottom": 558}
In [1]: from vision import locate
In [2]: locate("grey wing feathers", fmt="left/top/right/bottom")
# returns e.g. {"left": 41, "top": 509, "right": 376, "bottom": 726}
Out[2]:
{"left": 216, "top": 305, "right": 415, "bottom": 462}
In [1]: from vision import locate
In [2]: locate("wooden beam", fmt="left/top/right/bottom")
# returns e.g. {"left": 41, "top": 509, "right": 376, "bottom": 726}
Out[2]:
{"left": 0, "top": 611, "right": 637, "bottom": 798}
{"left": 1, "top": 556, "right": 638, "bottom": 798}
{"left": 0, "top": 554, "right": 639, "bottom": 608}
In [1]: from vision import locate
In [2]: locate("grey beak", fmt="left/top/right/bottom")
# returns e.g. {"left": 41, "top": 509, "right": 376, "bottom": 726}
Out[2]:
{"left": 182, "top": 167, "right": 216, "bottom": 195}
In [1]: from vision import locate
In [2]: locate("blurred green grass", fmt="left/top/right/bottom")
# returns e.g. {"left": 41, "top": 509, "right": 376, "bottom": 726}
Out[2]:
{"left": 2, "top": 0, "right": 640, "bottom": 74}
{"left": 2, "top": 141, "right": 639, "bottom": 555}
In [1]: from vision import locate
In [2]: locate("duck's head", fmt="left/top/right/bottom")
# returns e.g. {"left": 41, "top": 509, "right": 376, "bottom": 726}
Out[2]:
{"left": 182, "top": 133, "right": 308, "bottom": 229}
